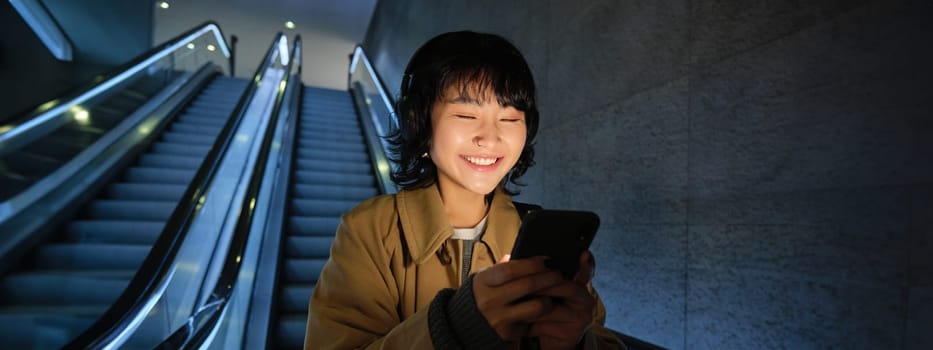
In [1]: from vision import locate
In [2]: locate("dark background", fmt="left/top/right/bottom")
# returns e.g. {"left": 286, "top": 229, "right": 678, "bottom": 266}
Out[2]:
{"left": 2, "top": 0, "right": 930, "bottom": 348}
{"left": 362, "top": 1, "right": 932, "bottom": 348}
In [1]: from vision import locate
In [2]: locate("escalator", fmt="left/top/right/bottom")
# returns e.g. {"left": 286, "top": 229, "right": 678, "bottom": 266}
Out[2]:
{"left": 272, "top": 86, "right": 379, "bottom": 349}
{"left": 0, "top": 74, "right": 247, "bottom": 349}
{"left": 0, "top": 74, "right": 173, "bottom": 200}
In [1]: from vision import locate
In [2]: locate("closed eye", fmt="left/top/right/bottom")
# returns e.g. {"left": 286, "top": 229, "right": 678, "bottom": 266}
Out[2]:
{"left": 499, "top": 117, "right": 523, "bottom": 123}
{"left": 454, "top": 114, "right": 476, "bottom": 120}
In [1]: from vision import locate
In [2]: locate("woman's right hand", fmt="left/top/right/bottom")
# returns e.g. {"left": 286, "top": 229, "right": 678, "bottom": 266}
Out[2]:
{"left": 471, "top": 255, "right": 566, "bottom": 341}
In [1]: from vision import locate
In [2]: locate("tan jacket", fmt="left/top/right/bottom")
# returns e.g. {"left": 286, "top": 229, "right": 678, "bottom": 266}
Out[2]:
{"left": 305, "top": 184, "right": 625, "bottom": 349}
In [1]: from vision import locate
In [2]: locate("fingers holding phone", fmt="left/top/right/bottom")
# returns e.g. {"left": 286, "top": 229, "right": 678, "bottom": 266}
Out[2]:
{"left": 471, "top": 256, "right": 565, "bottom": 341}
{"left": 529, "top": 277, "right": 596, "bottom": 350}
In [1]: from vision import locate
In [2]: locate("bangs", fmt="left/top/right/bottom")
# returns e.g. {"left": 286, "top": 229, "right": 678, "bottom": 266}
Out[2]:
{"left": 434, "top": 59, "right": 535, "bottom": 112}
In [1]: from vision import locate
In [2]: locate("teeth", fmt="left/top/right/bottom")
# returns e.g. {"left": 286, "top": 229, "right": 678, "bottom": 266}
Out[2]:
{"left": 466, "top": 156, "right": 497, "bottom": 166}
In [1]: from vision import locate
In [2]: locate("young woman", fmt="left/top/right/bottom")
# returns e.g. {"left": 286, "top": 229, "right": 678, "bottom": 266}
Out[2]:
{"left": 306, "top": 31, "right": 625, "bottom": 350}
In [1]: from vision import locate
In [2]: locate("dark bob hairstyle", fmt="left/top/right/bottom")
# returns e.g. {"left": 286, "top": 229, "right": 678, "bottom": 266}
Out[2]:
{"left": 388, "top": 31, "right": 540, "bottom": 194}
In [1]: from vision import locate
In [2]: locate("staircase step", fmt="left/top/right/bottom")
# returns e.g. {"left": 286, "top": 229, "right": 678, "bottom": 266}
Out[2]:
{"left": 279, "top": 284, "right": 314, "bottom": 313}
{"left": 87, "top": 200, "right": 176, "bottom": 221}
{"left": 293, "top": 170, "right": 373, "bottom": 187}
{"left": 0, "top": 273, "right": 129, "bottom": 306}
{"left": 32, "top": 243, "right": 150, "bottom": 271}
{"left": 107, "top": 183, "right": 187, "bottom": 201}
{"left": 290, "top": 199, "right": 359, "bottom": 217}
{"left": 138, "top": 153, "right": 204, "bottom": 169}
{"left": 161, "top": 131, "right": 217, "bottom": 146}
{"left": 66, "top": 220, "right": 163, "bottom": 244}
{"left": 298, "top": 139, "right": 366, "bottom": 153}
{"left": 0, "top": 310, "right": 99, "bottom": 350}
{"left": 124, "top": 167, "right": 196, "bottom": 184}
{"left": 276, "top": 313, "right": 309, "bottom": 350}
{"left": 288, "top": 217, "right": 341, "bottom": 237}
{"left": 298, "top": 130, "right": 363, "bottom": 144}
{"left": 291, "top": 184, "right": 377, "bottom": 201}
{"left": 283, "top": 259, "right": 326, "bottom": 283}
{"left": 294, "top": 158, "right": 372, "bottom": 174}
{"left": 150, "top": 142, "right": 210, "bottom": 157}
{"left": 285, "top": 236, "right": 333, "bottom": 258}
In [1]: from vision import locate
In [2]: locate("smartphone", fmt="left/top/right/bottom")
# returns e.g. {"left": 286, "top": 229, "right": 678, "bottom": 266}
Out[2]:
{"left": 510, "top": 209, "right": 600, "bottom": 280}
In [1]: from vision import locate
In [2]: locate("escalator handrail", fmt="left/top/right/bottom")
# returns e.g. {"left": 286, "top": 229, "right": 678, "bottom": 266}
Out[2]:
{"left": 349, "top": 45, "right": 398, "bottom": 130}
{"left": 154, "top": 34, "right": 302, "bottom": 350}
{"left": 0, "top": 20, "right": 232, "bottom": 151}
{"left": 65, "top": 30, "right": 286, "bottom": 350}
{"left": 348, "top": 45, "right": 399, "bottom": 195}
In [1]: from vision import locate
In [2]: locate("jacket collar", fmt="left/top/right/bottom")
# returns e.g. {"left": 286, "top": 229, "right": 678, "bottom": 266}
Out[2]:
{"left": 396, "top": 183, "right": 521, "bottom": 265}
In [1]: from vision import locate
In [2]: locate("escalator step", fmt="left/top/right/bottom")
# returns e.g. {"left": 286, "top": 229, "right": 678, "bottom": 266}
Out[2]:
{"left": 66, "top": 221, "right": 163, "bottom": 244}
{"left": 292, "top": 170, "right": 373, "bottom": 187}
{"left": 276, "top": 313, "right": 308, "bottom": 349}
{"left": 182, "top": 106, "right": 231, "bottom": 119}
{"left": 283, "top": 258, "right": 326, "bottom": 283}
{"left": 0, "top": 311, "right": 98, "bottom": 350}
{"left": 300, "top": 124, "right": 360, "bottom": 135}
{"left": 107, "top": 183, "right": 186, "bottom": 201}
{"left": 291, "top": 184, "right": 377, "bottom": 201}
{"left": 300, "top": 116, "right": 358, "bottom": 127}
{"left": 150, "top": 142, "right": 210, "bottom": 157}
{"left": 278, "top": 284, "right": 314, "bottom": 313}
{"left": 170, "top": 123, "right": 222, "bottom": 135}
{"left": 300, "top": 117, "right": 357, "bottom": 127}
{"left": 294, "top": 158, "right": 372, "bottom": 175}
{"left": 298, "top": 139, "right": 366, "bottom": 153}
{"left": 298, "top": 148, "right": 369, "bottom": 163}
{"left": 298, "top": 130, "right": 363, "bottom": 144}
{"left": 177, "top": 114, "right": 226, "bottom": 126}
{"left": 288, "top": 217, "right": 340, "bottom": 237}
{"left": 291, "top": 199, "right": 360, "bottom": 217}
{"left": 137, "top": 154, "right": 203, "bottom": 169}
{"left": 161, "top": 131, "right": 217, "bottom": 146}
{"left": 31, "top": 243, "right": 150, "bottom": 271}
{"left": 124, "top": 167, "right": 196, "bottom": 184}
{"left": 0, "top": 273, "right": 129, "bottom": 305}
{"left": 285, "top": 236, "right": 333, "bottom": 258}
{"left": 87, "top": 200, "right": 176, "bottom": 221}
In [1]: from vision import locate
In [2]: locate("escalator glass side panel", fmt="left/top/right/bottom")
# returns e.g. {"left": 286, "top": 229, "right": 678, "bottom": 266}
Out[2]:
{"left": 0, "top": 22, "right": 232, "bottom": 203}
{"left": 0, "top": 75, "right": 248, "bottom": 350}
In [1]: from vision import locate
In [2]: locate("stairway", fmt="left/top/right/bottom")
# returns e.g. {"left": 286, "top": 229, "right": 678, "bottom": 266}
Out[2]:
{"left": 0, "top": 75, "right": 247, "bottom": 349}
{"left": 273, "top": 87, "right": 378, "bottom": 349}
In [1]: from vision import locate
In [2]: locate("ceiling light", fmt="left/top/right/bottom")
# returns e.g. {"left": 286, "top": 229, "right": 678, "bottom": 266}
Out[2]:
{"left": 186, "top": 43, "right": 195, "bottom": 50}
{"left": 206, "top": 44, "right": 216, "bottom": 52}
{"left": 158, "top": 2, "right": 170, "bottom": 9}
{"left": 285, "top": 21, "right": 296, "bottom": 29}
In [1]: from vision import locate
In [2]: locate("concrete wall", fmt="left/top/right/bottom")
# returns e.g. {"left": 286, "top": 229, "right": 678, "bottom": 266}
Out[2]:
{"left": 362, "top": 0, "right": 932, "bottom": 348}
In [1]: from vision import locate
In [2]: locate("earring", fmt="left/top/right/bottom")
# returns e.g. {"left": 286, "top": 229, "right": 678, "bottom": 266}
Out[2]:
{"left": 421, "top": 152, "right": 429, "bottom": 158}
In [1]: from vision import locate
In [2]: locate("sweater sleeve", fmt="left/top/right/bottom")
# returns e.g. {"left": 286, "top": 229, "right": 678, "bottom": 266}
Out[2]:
{"left": 427, "top": 275, "right": 509, "bottom": 349}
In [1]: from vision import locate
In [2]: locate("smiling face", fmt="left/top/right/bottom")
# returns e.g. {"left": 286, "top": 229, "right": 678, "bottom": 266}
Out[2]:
{"left": 429, "top": 84, "right": 527, "bottom": 201}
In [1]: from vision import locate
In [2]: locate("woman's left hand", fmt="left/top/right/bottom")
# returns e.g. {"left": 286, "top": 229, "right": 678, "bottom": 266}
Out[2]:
{"left": 528, "top": 251, "right": 597, "bottom": 350}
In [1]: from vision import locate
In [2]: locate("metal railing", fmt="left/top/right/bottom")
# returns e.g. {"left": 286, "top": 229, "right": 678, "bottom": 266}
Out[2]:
{"left": 348, "top": 45, "right": 398, "bottom": 194}
{"left": 154, "top": 34, "right": 302, "bottom": 350}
